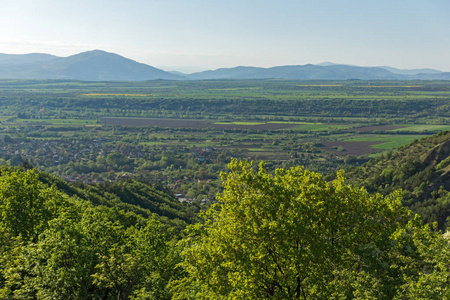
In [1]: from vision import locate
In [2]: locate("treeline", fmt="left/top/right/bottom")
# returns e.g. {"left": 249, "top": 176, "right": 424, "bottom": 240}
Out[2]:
{"left": 4, "top": 95, "right": 447, "bottom": 120}
{"left": 0, "top": 79, "right": 448, "bottom": 121}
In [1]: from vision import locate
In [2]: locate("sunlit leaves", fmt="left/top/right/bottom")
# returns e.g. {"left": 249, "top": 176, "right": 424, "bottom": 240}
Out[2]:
{"left": 175, "top": 159, "right": 413, "bottom": 298}
{"left": 0, "top": 169, "right": 67, "bottom": 242}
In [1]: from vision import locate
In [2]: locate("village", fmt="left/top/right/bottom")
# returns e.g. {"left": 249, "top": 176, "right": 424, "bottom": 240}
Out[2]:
{"left": 0, "top": 131, "right": 225, "bottom": 205}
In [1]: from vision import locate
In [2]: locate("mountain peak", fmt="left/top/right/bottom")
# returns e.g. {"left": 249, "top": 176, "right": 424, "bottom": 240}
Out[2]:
{"left": 68, "top": 49, "right": 122, "bottom": 60}
{"left": 0, "top": 50, "right": 184, "bottom": 81}
{"left": 82, "top": 49, "right": 116, "bottom": 55}
{"left": 316, "top": 62, "right": 338, "bottom": 66}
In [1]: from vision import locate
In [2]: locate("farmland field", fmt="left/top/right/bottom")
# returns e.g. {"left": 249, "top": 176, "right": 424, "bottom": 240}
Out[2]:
{"left": 391, "top": 124, "right": 450, "bottom": 132}
{"left": 0, "top": 78, "right": 448, "bottom": 200}
{"left": 343, "top": 135, "right": 425, "bottom": 150}
{"left": 100, "top": 117, "right": 298, "bottom": 130}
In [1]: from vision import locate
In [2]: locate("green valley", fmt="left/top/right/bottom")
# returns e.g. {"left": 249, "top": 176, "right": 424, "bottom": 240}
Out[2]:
{"left": 0, "top": 79, "right": 449, "bottom": 298}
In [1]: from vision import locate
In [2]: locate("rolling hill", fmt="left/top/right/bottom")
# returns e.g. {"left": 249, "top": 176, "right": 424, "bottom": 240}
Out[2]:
{"left": 188, "top": 64, "right": 405, "bottom": 80}
{"left": 1, "top": 50, "right": 450, "bottom": 80}
{"left": 343, "top": 131, "right": 450, "bottom": 229}
{"left": 188, "top": 64, "right": 450, "bottom": 80}
{"left": 0, "top": 50, "right": 183, "bottom": 81}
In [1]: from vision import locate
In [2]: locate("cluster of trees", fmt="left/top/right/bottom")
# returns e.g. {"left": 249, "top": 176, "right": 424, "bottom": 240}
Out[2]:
{"left": 8, "top": 94, "right": 447, "bottom": 121}
{"left": 1, "top": 161, "right": 449, "bottom": 298}
{"left": 1, "top": 79, "right": 449, "bottom": 122}
{"left": 0, "top": 131, "right": 242, "bottom": 201}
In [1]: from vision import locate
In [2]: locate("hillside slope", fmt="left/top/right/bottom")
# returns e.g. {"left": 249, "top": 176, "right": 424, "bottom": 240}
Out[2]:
{"left": 36, "top": 170, "right": 200, "bottom": 228}
{"left": 344, "top": 131, "right": 450, "bottom": 229}
{"left": 0, "top": 53, "right": 61, "bottom": 65}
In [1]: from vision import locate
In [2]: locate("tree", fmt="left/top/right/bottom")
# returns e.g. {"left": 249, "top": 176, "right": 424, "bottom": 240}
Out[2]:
{"left": 106, "top": 152, "right": 129, "bottom": 168}
{"left": 0, "top": 168, "right": 65, "bottom": 242}
{"left": 392, "top": 219, "right": 450, "bottom": 299}
{"left": 174, "top": 160, "right": 415, "bottom": 299}
{"left": 92, "top": 218, "right": 178, "bottom": 300}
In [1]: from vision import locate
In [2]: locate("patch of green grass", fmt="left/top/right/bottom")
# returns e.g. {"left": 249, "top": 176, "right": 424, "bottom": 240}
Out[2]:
{"left": 344, "top": 135, "right": 425, "bottom": 150}
{"left": 210, "top": 87, "right": 262, "bottom": 91}
{"left": 214, "top": 121, "right": 266, "bottom": 125}
{"left": 391, "top": 125, "right": 450, "bottom": 133}
{"left": 291, "top": 123, "right": 351, "bottom": 131}
{"left": 267, "top": 121, "right": 312, "bottom": 125}
{"left": 367, "top": 152, "right": 387, "bottom": 159}
{"left": 246, "top": 148, "right": 266, "bottom": 152}
{"left": 139, "top": 142, "right": 167, "bottom": 146}
{"left": 0, "top": 116, "right": 14, "bottom": 122}
{"left": 30, "top": 137, "right": 62, "bottom": 141}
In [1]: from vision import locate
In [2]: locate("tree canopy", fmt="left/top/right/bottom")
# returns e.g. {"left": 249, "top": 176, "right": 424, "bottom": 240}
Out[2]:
{"left": 0, "top": 168, "right": 181, "bottom": 299}
{"left": 0, "top": 163, "right": 449, "bottom": 299}
{"left": 174, "top": 160, "right": 450, "bottom": 299}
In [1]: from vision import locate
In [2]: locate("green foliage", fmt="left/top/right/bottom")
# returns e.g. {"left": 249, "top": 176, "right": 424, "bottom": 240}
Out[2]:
{"left": 389, "top": 216, "right": 450, "bottom": 299}
{"left": 106, "top": 152, "right": 130, "bottom": 168}
{"left": 345, "top": 131, "right": 450, "bottom": 230}
{"left": 174, "top": 160, "right": 422, "bottom": 299}
{"left": 1, "top": 79, "right": 448, "bottom": 203}
{"left": 1, "top": 161, "right": 450, "bottom": 299}
{"left": 38, "top": 171, "right": 200, "bottom": 229}
{"left": 0, "top": 168, "right": 182, "bottom": 299}
{"left": 0, "top": 168, "right": 68, "bottom": 242}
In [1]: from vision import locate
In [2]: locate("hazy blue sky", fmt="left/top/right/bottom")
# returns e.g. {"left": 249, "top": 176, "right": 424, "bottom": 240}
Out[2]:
{"left": 1, "top": 0, "right": 449, "bottom": 72}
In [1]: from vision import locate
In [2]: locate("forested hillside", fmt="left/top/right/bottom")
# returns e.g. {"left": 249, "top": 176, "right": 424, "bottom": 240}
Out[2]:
{"left": 38, "top": 170, "right": 200, "bottom": 229}
{"left": 1, "top": 160, "right": 450, "bottom": 298}
{"left": 343, "top": 131, "right": 450, "bottom": 229}
{"left": 0, "top": 167, "right": 187, "bottom": 299}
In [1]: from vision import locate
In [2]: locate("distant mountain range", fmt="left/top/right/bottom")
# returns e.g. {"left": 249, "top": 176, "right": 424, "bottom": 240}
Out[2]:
{"left": 0, "top": 50, "right": 449, "bottom": 81}
{"left": 0, "top": 50, "right": 182, "bottom": 81}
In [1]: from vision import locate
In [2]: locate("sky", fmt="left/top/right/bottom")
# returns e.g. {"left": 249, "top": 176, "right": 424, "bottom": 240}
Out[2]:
{"left": 1, "top": 0, "right": 449, "bottom": 72}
